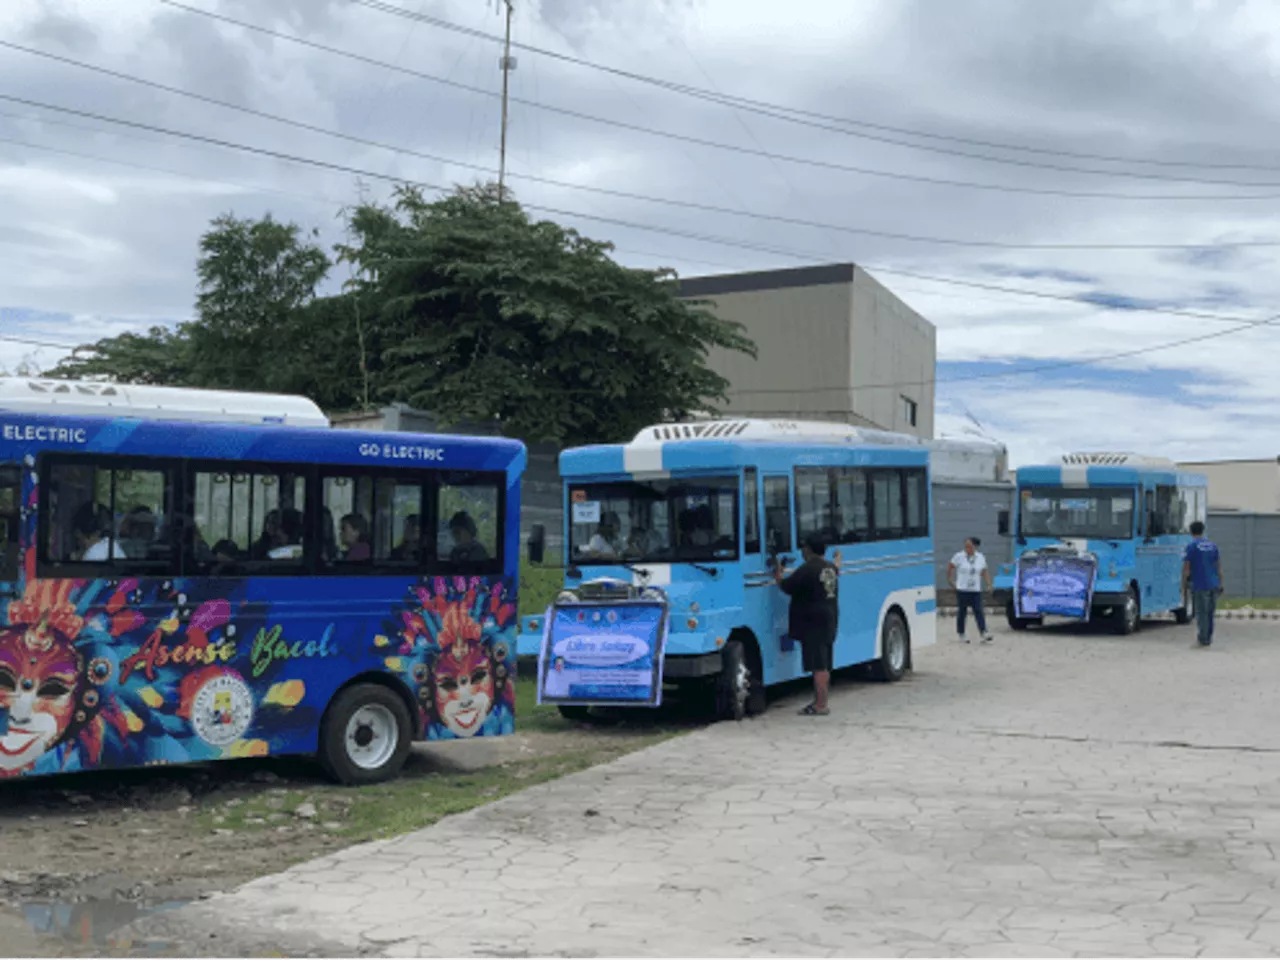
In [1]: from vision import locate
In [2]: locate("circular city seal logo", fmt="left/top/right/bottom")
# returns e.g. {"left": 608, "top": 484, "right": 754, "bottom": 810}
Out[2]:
{"left": 190, "top": 674, "right": 254, "bottom": 747}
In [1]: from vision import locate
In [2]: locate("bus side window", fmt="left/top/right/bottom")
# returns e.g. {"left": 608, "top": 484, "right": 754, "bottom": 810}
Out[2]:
{"left": 743, "top": 468, "right": 760, "bottom": 554}
{"left": 763, "top": 476, "right": 792, "bottom": 557}
{"left": 0, "top": 465, "right": 19, "bottom": 582}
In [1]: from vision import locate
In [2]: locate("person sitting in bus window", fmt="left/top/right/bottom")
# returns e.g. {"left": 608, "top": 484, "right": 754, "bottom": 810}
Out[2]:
{"left": 252, "top": 509, "right": 281, "bottom": 561}
{"left": 340, "top": 513, "right": 372, "bottom": 562}
{"left": 72, "top": 502, "right": 123, "bottom": 562}
{"left": 267, "top": 509, "right": 304, "bottom": 561}
{"left": 391, "top": 514, "right": 420, "bottom": 561}
{"left": 117, "top": 506, "right": 157, "bottom": 559}
{"left": 584, "top": 512, "right": 620, "bottom": 558}
{"left": 625, "top": 525, "right": 657, "bottom": 558}
{"left": 449, "top": 511, "right": 489, "bottom": 564}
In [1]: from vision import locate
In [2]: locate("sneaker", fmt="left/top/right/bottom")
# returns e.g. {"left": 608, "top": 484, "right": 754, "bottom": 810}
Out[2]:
{"left": 958, "top": 635, "right": 970, "bottom": 644}
{"left": 981, "top": 633, "right": 994, "bottom": 644}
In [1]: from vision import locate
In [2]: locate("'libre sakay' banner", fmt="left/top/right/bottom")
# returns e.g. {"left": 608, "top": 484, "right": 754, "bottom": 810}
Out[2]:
{"left": 537, "top": 601, "right": 668, "bottom": 707}
{"left": 1014, "top": 552, "right": 1099, "bottom": 620}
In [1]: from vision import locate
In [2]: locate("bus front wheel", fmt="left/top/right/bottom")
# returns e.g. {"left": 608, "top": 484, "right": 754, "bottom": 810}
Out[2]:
{"left": 1113, "top": 587, "right": 1141, "bottom": 635}
{"left": 1006, "top": 603, "right": 1039, "bottom": 631}
{"left": 318, "top": 683, "right": 413, "bottom": 785}
{"left": 716, "top": 639, "right": 765, "bottom": 720}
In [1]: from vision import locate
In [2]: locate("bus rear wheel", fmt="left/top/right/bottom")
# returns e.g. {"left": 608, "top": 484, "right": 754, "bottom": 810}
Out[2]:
{"left": 870, "top": 611, "right": 909, "bottom": 683}
{"left": 715, "top": 639, "right": 765, "bottom": 720}
{"left": 319, "top": 683, "right": 413, "bottom": 785}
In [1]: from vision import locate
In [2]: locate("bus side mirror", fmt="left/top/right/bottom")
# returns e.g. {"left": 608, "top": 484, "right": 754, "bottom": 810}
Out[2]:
{"left": 997, "top": 510, "right": 1010, "bottom": 536}
{"left": 527, "top": 524, "right": 546, "bottom": 565}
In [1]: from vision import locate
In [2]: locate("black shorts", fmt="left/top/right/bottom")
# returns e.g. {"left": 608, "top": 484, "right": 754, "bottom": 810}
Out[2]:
{"left": 801, "top": 637, "right": 833, "bottom": 673}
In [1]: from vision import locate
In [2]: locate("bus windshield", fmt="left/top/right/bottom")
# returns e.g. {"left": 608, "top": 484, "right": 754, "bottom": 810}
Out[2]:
{"left": 1019, "top": 486, "right": 1135, "bottom": 540}
{"left": 568, "top": 476, "right": 739, "bottom": 564}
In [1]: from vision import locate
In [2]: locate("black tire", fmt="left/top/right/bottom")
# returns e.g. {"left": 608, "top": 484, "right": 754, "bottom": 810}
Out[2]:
{"left": 1003, "top": 603, "right": 1034, "bottom": 634}
{"left": 318, "top": 683, "right": 413, "bottom": 786}
{"left": 715, "top": 639, "right": 764, "bottom": 720}
{"left": 1113, "top": 587, "right": 1141, "bottom": 635}
{"left": 870, "top": 611, "right": 909, "bottom": 683}
{"left": 557, "top": 705, "right": 592, "bottom": 723}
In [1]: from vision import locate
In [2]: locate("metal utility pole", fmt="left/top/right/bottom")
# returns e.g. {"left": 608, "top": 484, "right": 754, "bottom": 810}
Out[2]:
{"left": 497, "top": 0, "right": 516, "bottom": 202}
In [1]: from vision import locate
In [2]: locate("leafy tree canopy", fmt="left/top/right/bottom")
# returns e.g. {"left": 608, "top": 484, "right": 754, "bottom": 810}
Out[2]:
{"left": 50, "top": 184, "right": 755, "bottom": 446}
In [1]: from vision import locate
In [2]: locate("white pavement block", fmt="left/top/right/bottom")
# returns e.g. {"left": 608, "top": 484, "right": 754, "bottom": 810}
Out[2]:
{"left": 133, "top": 619, "right": 1280, "bottom": 957}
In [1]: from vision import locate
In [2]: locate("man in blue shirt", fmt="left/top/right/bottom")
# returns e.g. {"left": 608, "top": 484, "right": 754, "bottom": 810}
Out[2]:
{"left": 1182, "top": 521, "right": 1223, "bottom": 647}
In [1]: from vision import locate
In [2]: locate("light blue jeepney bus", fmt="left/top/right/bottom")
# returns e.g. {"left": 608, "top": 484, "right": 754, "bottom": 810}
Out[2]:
{"left": 518, "top": 420, "right": 937, "bottom": 719}
{"left": 992, "top": 453, "right": 1208, "bottom": 634}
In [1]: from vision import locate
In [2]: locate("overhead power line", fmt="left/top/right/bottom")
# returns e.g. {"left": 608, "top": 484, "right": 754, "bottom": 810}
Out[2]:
{"left": 153, "top": 1, "right": 1280, "bottom": 202}
{"left": 344, "top": 0, "right": 1280, "bottom": 177}
{"left": 11, "top": 41, "right": 1280, "bottom": 252}
{"left": 9, "top": 92, "right": 1276, "bottom": 339}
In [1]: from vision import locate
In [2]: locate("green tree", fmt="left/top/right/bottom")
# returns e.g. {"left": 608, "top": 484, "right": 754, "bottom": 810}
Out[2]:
{"left": 341, "top": 184, "right": 755, "bottom": 445}
{"left": 189, "top": 213, "right": 332, "bottom": 390}
{"left": 50, "top": 325, "right": 194, "bottom": 385}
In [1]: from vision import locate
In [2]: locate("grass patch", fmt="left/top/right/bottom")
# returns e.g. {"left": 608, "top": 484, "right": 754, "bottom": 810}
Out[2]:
{"left": 514, "top": 673, "right": 572, "bottom": 733}
{"left": 519, "top": 560, "right": 564, "bottom": 618}
{"left": 1218, "top": 597, "right": 1280, "bottom": 610}
{"left": 195, "top": 740, "right": 672, "bottom": 844}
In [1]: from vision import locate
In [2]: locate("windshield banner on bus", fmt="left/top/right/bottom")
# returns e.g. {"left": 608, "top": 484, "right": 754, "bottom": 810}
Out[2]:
{"left": 537, "top": 602, "right": 667, "bottom": 707}
{"left": 1014, "top": 552, "right": 1098, "bottom": 620}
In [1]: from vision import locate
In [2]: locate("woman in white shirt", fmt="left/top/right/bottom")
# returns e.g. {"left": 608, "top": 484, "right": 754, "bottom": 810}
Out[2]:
{"left": 72, "top": 502, "right": 125, "bottom": 562}
{"left": 949, "top": 537, "right": 994, "bottom": 644}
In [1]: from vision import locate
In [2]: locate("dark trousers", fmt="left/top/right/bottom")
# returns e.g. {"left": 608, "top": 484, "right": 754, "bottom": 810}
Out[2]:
{"left": 1193, "top": 590, "right": 1217, "bottom": 645}
{"left": 957, "top": 591, "right": 987, "bottom": 636}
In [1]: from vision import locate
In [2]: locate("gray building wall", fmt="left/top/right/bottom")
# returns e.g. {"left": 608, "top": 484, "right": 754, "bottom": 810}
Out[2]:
{"left": 1177, "top": 459, "right": 1280, "bottom": 513}
{"left": 932, "top": 482, "right": 1014, "bottom": 605}
{"left": 679, "top": 263, "right": 936, "bottom": 438}
{"left": 1205, "top": 512, "right": 1280, "bottom": 600}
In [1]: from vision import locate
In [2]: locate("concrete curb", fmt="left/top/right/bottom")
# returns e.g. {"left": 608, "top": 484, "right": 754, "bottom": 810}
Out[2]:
{"left": 935, "top": 607, "right": 1280, "bottom": 622}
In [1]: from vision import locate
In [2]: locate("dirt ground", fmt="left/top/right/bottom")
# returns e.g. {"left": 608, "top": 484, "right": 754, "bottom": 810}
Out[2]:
{"left": 0, "top": 716, "right": 685, "bottom": 957}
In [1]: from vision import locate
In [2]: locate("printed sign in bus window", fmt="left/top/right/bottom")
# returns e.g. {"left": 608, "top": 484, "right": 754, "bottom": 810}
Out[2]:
{"left": 572, "top": 501, "right": 601, "bottom": 525}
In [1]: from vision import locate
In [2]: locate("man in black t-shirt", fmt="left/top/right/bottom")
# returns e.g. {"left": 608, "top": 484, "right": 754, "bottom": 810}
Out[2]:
{"left": 775, "top": 534, "right": 840, "bottom": 716}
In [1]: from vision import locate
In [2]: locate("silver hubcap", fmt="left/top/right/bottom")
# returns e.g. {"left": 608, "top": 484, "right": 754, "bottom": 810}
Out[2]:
{"left": 1126, "top": 595, "right": 1138, "bottom": 627}
{"left": 886, "top": 622, "right": 907, "bottom": 672}
{"left": 345, "top": 704, "right": 398, "bottom": 771}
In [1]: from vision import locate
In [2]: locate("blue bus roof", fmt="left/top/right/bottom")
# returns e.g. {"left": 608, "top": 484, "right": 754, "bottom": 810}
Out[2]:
{"left": 1016, "top": 464, "right": 1206, "bottom": 488}
{"left": 561, "top": 438, "right": 929, "bottom": 479}
{"left": 0, "top": 410, "right": 526, "bottom": 475}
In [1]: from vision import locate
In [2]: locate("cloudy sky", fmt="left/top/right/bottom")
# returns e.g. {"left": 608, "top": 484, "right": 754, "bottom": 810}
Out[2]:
{"left": 2, "top": 0, "right": 1280, "bottom": 465}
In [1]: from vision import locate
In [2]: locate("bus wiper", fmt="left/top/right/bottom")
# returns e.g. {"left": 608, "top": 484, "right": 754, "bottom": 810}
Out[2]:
{"left": 689, "top": 562, "right": 719, "bottom": 577}
{"left": 621, "top": 562, "right": 652, "bottom": 582}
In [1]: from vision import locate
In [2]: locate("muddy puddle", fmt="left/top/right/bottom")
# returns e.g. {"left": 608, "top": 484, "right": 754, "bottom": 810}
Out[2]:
{"left": 0, "top": 896, "right": 185, "bottom": 957}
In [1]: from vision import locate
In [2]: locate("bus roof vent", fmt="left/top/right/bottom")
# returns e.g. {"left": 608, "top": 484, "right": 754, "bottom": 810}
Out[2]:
{"left": 0, "top": 378, "right": 330, "bottom": 428}
{"left": 631, "top": 418, "right": 922, "bottom": 447}
{"left": 1060, "top": 452, "right": 1176, "bottom": 469}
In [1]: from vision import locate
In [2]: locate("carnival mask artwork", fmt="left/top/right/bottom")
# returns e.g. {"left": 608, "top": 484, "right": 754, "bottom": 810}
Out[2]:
{"left": 432, "top": 605, "right": 494, "bottom": 738}
{"left": 0, "top": 618, "right": 82, "bottom": 773}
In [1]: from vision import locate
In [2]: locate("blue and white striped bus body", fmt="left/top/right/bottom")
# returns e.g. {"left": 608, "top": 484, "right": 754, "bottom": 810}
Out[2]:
{"left": 0, "top": 378, "right": 524, "bottom": 784}
{"left": 518, "top": 420, "right": 937, "bottom": 716}
{"left": 992, "top": 453, "right": 1208, "bottom": 634}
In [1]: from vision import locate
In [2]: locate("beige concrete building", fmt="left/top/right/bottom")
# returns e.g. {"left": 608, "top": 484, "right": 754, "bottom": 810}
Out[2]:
{"left": 678, "top": 263, "right": 936, "bottom": 438}
{"left": 1178, "top": 458, "right": 1280, "bottom": 513}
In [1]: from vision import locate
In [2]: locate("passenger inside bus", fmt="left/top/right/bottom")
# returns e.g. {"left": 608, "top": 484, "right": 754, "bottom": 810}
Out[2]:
{"left": 267, "top": 509, "right": 304, "bottom": 561}
{"left": 72, "top": 502, "right": 123, "bottom": 562}
{"left": 340, "top": 513, "right": 372, "bottom": 562}
{"left": 448, "top": 511, "right": 489, "bottom": 564}
{"left": 117, "top": 506, "right": 157, "bottom": 559}
{"left": 252, "top": 510, "right": 281, "bottom": 561}
{"left": 583, "top": 512, "right": 621, "bottom": 558}
{"left": 625, "top": 525, "right": 658, "bottom": 558}
{"left": 391, "top": 514, "right": 420, "bottom": 561}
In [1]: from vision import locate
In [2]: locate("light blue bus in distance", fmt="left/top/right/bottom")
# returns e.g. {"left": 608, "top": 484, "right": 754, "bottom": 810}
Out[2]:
{"left": 992, "top": 452, "right": 1207, "bottom": 634}
{"left": 519, "top": 419, "right": 937, "bottom": 719}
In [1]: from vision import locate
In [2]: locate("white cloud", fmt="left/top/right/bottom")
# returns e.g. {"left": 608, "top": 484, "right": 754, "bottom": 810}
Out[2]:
{"left": 1, "top": 0, "right": 1279, "bottom": 461}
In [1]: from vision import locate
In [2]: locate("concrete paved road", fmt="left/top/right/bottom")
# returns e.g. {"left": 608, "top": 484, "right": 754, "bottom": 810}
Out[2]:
{"left": 147, "top": 618, "right": 1280, "bottom": 957}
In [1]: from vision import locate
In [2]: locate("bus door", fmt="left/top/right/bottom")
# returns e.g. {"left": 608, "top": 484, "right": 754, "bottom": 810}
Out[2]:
{"left": 0, "top": 464, "right": 21, "bottom": 595}
{"left": 744, "top": 471, "right": 800, "bottom": 684}
{"left": 1136, "top": 484, "right": 1160, "bottom": 609}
